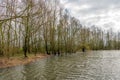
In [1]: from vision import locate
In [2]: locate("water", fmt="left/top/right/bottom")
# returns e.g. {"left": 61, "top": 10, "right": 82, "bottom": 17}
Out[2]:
{"left": 1, "top": 51, "right": 120, "bottom": 80}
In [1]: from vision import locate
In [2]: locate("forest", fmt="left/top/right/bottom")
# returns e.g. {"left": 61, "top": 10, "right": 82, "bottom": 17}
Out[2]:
{"left": 0, "top": 0, "right": 120, "bottom": 58}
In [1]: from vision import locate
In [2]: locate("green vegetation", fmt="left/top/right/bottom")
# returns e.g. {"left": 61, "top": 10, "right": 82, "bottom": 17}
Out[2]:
{"left": 0, "top": 0, "right": 120, "bottom": 58}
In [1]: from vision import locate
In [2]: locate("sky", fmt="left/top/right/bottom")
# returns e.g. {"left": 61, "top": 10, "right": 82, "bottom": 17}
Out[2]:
{"left": 60, "top": 0, "right": 120, "bottom": 32}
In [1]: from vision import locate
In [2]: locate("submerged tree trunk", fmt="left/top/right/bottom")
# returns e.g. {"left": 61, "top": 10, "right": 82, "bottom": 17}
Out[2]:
{"left": 82, "top": 47, "right": 85, "bottom": 52}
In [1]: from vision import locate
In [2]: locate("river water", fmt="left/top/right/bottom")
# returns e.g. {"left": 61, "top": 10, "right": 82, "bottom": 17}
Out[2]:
{"left": 1, "top": 51, "right": 120, "bottom": 80}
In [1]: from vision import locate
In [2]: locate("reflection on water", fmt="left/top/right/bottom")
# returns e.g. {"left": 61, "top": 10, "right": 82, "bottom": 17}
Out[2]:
{"left": 1, "top": 51, "right": 120, "bottom": 80}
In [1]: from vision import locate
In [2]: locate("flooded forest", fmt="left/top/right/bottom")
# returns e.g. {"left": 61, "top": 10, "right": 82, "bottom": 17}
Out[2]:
{"left": 1, "top": 0, "right": 120, "bottom": 80}
{"left": 0, "top": 0, "right": 120, "bottom": 58}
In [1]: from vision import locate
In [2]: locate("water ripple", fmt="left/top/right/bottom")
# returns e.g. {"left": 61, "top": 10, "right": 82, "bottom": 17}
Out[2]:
{"left": 1, "top": 51, "right": 120, "bottom": 80}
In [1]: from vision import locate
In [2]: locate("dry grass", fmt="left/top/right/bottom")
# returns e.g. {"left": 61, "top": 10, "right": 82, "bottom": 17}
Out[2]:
{"left": 0, "top": 54, "right": 49, "bottom": 68}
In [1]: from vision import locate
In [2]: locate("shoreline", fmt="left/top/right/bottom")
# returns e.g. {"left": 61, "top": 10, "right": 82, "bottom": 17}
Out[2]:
{"left": 0, "top": 54, "right": 49, "bottom": 69}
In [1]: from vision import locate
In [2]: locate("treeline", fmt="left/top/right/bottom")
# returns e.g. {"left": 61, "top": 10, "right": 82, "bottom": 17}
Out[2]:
{"left": 0, "top": 0, "right": 120, "bottom": 58}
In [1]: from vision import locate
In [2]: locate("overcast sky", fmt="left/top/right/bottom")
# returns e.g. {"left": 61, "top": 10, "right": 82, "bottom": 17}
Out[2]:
{"left": 60, "top": 0, "right": 120, "bottom": 31}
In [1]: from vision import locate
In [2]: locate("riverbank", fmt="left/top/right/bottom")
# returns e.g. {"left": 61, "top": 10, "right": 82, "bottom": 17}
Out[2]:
{"left": 0, "top": 53, "right": 49, "bottom": 69}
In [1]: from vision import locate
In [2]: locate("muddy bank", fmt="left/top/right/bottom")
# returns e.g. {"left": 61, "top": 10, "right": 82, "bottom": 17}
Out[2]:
{"left": 0, "top": 54, "right": 49, "bottom": 68}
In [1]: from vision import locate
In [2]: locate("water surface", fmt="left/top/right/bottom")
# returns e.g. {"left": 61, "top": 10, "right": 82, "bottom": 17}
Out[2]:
{"left": 1, "top": 51, "right": 120, "bottom": 80}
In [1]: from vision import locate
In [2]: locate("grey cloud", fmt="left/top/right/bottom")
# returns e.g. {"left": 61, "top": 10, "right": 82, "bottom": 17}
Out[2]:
{"left": 66, "top": 0, "right": 120, "bottom": 14}
{"left": 61, "top": 0, "right": 120, "bottom": 31}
